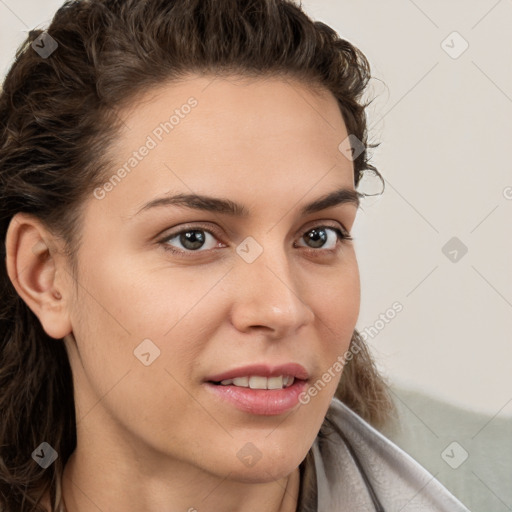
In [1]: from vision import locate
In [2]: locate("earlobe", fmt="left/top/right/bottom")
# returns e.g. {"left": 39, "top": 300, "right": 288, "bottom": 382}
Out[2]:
{"left": 5, "top": 212, "right": 73, "bottom": 340}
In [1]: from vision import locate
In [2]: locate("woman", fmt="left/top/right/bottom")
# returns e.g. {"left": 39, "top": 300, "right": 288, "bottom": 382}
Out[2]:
{"left": 0, "top": 0, "right": 470, "bottom": 510}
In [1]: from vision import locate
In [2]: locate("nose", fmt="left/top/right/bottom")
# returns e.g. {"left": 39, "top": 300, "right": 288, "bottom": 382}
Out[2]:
{"left": 229, "top": 245, "right": 315, "bottom": 339}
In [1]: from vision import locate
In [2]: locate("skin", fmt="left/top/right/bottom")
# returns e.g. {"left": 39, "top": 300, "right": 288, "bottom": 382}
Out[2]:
{"left": 6, "top": 74, "right": 360, "bottom": 512}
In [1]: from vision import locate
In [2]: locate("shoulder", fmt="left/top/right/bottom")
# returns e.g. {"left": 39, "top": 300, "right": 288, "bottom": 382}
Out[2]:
{"left": 311, "top": 397, "right": 471, "bottom": 511}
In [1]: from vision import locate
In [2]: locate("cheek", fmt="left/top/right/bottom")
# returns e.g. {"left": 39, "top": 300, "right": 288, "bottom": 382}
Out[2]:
{"left": 74, "top": 242, "right": 224, "bottom": 339}
{"left": 310, "top": 254, "right": 360, "bottom": 339}
{"left": 305, "top": 257, "right": 360, "bottom": 396}
{"left": 67, "top": 247, "right": 226, "bottom": 405}
{"left": 67, "top": 261, "right": 220, "bottom": 455}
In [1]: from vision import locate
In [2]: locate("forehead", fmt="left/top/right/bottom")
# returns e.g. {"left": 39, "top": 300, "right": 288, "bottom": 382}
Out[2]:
{"left": 115, "top": 73, "right": 349, "bottom": 154}
{"left": 92, "top": 74, "right": 354, "bottom": 221}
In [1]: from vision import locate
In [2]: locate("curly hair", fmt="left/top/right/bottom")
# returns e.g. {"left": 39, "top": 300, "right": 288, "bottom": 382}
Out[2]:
{"left": 0, "top": 0, "right": 390, "bottom": 510}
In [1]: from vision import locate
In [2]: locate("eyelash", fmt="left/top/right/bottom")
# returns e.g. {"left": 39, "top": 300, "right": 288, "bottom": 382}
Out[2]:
{"left": 158, "top": 223, "right": 353, "bottom": 258}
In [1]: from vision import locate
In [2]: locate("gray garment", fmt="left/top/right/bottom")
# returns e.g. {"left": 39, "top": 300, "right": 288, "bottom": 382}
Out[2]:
{"left": 311, "top": 398, "right": 471, "bottom": 511}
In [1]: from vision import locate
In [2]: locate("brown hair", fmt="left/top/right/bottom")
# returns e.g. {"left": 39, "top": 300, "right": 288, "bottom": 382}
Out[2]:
{"left": 0, "top": 0, "right": 391, "bottom": 510}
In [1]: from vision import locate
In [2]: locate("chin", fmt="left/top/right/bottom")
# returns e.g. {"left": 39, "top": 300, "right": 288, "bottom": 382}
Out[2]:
{"left": 228, "top": 461, "right": 299, "bottom": 484}
{"left": 225, "top": 442, "right": 303, "bottom": 483}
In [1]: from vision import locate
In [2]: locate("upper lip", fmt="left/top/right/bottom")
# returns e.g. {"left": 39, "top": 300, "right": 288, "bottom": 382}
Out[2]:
{"left": 205, "top": 363, "right": 309, "bottom": 383}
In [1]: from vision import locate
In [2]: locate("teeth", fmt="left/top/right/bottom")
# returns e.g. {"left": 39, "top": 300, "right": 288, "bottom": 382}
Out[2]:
{"left": 219, "top": 375, "right": 295, "bottom": 389}
{"left": 267, "top": 376, "right": 283, "bottom": 389}
{"left": 249, "top": 376, "right": 268, "bottom": 389}
{"left": 232, "top": 377, "right": 249, "bottom": 387}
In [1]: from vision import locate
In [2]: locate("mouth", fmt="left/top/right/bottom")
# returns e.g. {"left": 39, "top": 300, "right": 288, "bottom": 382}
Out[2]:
{"left": 210, "top": 375, "right": 297, "bottom": 390}
{"left": 203, "top": 363, "right": 310, "bottom": 415}
{"left": 204, "top": 362, "right": 309, "bottom": 384}
{"left": 203, "top": 379, "right": 308, "bottom": 416}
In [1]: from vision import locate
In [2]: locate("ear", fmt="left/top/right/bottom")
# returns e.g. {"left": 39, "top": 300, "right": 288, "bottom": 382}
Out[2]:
{"left": 5, "top": 212, "right": 73, "bottom": 340}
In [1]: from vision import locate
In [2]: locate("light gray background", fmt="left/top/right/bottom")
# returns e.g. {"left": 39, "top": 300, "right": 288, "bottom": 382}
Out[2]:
{"left": 1, "top": 1, "right": 511, "bottom": 510}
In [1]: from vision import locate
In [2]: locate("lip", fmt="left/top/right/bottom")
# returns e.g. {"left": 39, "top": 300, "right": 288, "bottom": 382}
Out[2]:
{"left": 203, "top": 379, "right": 309, "bottom": 415}
{"left": 204, "top": 363, "right": 310, "bottom": 383}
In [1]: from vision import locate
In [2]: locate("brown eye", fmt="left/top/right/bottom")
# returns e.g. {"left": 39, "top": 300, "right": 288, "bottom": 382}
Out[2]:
{"left": 177, "top": 230, "right": 207, "bottom": 250}
{"left": 303, "top": 227, "right": 329, "bottom": 248}
{"left": 161, "top": 228, "right": 219, "bottom": 253}
{"left": 297, "top": 226, "right": 349, "bottom": 250}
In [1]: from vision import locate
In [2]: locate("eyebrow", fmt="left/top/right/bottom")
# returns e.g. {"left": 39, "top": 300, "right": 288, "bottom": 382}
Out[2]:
{"left": 134, "top": 187, "right": 361, "bottom": 218}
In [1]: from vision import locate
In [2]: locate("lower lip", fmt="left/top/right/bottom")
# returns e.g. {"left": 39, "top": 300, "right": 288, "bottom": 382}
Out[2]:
{"left": 203, "top": 379, "right": 308, "bottom": 416}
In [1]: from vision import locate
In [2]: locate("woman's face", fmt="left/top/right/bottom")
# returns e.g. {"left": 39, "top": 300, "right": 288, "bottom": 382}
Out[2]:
{"left": 63, "top": 74, "right": 360, "bottom": 482}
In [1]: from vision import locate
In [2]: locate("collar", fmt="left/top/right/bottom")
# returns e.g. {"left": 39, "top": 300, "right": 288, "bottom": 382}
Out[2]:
{"left": 310, "top": 398, "right": 470, "bottom": 511}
